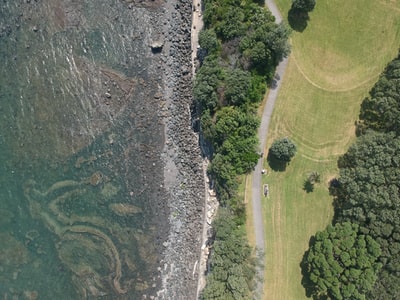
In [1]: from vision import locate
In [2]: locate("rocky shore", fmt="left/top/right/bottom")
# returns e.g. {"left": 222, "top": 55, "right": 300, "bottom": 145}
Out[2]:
{"left": 0, "top": 0, "right": 206, "bottom": 298}
{"left": 154, "top": 0, "right": 206, "bottom": 299}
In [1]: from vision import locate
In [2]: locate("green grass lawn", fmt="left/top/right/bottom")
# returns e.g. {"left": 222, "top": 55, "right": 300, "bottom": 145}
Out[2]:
{"left": 256, "top": 1, "right": 400, "bottom": 299}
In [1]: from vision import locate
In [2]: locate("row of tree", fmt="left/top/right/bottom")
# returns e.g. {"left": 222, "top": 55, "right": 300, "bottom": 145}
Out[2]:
{"left": 196, "top": 0, "right": 291, "bottom": 298}
{"left": 303, "top": 52, "right": 400, "bottom": 299}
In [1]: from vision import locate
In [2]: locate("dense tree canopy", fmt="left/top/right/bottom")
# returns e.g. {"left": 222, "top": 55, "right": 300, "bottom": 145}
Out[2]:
{"left": 197, "top": 0, "right": 288, "bottom": 217}
{"left": 304, "top": 54, "right": 400, "bottom": 300}
{"left": 203, "top": 0, "right": 291, "bottom": 79}
{"left": 358, "top": 52, "right": 400, "bottom": 135}
{"left": 333, "top": 131, "right": 400, "bottom": 299}
{"left": 224, "top": 69, "right": 252, "bottom": 106}
{"left": 240, "top": 7, "right": 291, "bottom": 73}
{"left": 207, "top": 106, "right": 260, "bottom": 204}
{"left": 193, "top": 56, "right": 224, "bottom": 112}
{"left": 305, "top": 222, "right": 381, "bottom": 300}
{"left": 201, "top": 208, "right": 256, "bottom": 300}
{"left": 215, "top": 7, "right": 246, "bottom": 41}
{"left": 199, "top": 29, "right": 220, "bottom": 54}
{"left": 208, "top": 106, "right": 259, "bottom": 150}
{"left": 269, "top": 137, "right": 297, "bottom": 162}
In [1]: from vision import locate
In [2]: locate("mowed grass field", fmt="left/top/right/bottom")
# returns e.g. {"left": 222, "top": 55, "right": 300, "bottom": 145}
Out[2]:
{"left": 250, "top": 1, "right": 400, "bottom": 299}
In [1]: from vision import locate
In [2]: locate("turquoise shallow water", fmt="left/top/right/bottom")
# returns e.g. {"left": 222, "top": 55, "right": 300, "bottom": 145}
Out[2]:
{"left": 0, "top": 1, "right": 167, "bottom": 298}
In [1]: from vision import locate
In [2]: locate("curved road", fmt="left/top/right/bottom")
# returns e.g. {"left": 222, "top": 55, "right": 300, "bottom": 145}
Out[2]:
{"left": 252, "top": 1, "right": 288, "bottom": 298}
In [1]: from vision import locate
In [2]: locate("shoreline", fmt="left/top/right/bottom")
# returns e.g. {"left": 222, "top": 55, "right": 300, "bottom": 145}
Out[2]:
{"left": 189, "top": 1, "right": 221, "bottom": 297}
{"left": 155, "top": 0, "right": 206, "bottom": 298}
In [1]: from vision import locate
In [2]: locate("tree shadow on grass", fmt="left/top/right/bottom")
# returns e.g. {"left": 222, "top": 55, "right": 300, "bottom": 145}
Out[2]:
{"left": 288, "top": 8, "right": 310, "bottom": 32}
{"left": 300, "top": 236, "right": 320, "bottom": 299}
{"left": 267, "top": 152, "right": 287, "bottom": 172}
{"left": 329, "top": 178, "right": 343, "bottom": 224}
{"left": 328, "top": 178, "right": 340, "bottom": 196}
{"left": 303, "top": 179, "right": 314, "bottom": 193}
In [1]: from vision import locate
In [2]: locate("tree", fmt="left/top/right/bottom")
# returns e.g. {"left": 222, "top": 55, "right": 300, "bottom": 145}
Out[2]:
{"left": 207, "top": 106, "right": 260, "bottom": 205}
{"left": 240, "top": 21, "right": 291, "bottom": 74}
{"left": 208, "top": 153, "right": 238, "bottom": 205}
{"left": 199, "top": 29, "right": 220, "bottom": 54}
{"left": 224, "top": 69, "right": 251, "bottom": 106}
{"left": 201, "top": 208, "right": 256, "bottom": 300}
{"left": 358, "top": 52, "right": 400, "bottom": 135}
{"left": 247, "top": 74, "right": 267, "bottom": 103}
{"left": 304, "top": 222, "right": 382, "bottom": 300}
{"left": 193, "top": 56, "right": 224, "bottom": 112}
{"left": 333, "top": 131, "right": 400, "bottom": 299}
{"left": 292, "top": 0, "right": 316, "bottom": 12}
{"left": 215, "top": 7, "right": 246, "bottom": 41}
{"left": 242, "top": 41, "right": 272, "bottom": 71}
{"left": 269, "top": 137, "right": 297, "bottom": 162}
{"left": 289, "top": 0, "right": 315, "bottom": 32}
{"left": 263, "top": 23, "right": 292, "bottom": 66}
{"left": 211, "top": 106, "right": 259, "bottom": 149}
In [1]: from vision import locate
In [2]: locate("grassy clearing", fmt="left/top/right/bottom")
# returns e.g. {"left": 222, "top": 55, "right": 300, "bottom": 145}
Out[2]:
{"left": 277, "top": 0, "right": 400, "bottom": 91}
{"left": 257, "top": 1, "right": 400, "bottom": 299}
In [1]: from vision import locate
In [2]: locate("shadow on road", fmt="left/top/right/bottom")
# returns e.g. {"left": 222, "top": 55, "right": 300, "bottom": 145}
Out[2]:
{"left": 269, "top": 73, "right": 281, "bottom": 90}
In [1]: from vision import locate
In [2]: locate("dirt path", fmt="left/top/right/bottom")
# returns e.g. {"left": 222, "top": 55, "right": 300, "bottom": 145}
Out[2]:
{"left": 190, "top": 1, "right": 214, "bottom": 299}
{"left": 191, "top": 0, "right": 203, "bottom": 76}
{"left": 251, "top": 1, "right": 288, "bottom": 298}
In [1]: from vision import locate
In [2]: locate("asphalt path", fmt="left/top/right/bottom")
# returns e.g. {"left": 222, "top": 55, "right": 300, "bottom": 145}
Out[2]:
{"left": 251, "top": 1, "right": 288, "bottom": 298}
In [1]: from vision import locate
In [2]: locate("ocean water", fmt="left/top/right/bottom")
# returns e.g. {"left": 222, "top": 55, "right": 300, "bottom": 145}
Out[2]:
{"left": 0, "top": 1, "right": 168, "bottom": 298}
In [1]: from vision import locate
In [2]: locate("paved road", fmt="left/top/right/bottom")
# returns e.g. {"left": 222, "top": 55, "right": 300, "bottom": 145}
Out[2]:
{"left": 251, "top": 1, "right": 288, "bottom": 298}
{"left": 266, "top": 0, "right": 283, "bottom": 23}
